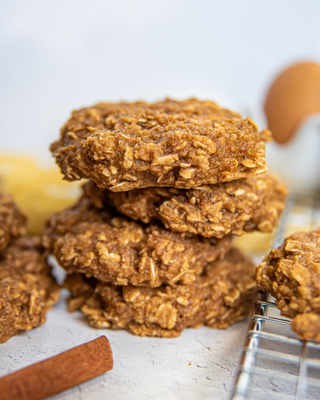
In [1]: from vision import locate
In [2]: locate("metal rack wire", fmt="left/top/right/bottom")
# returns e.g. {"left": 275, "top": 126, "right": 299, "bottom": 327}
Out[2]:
{"left": 231, "top": 193, "right": 320, "bottom": 400}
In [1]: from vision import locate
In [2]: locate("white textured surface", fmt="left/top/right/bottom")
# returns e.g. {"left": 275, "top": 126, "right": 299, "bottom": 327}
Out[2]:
{"left": 0, "top": 289, "right": 249, "bottom": 399}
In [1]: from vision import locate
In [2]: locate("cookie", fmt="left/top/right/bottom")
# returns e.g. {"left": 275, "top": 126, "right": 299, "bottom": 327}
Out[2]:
{"left": 0, "top": 190, "right": 27, "bottom": 251}
{"left": 290, "top": 313, "right": 320, "bottom": 341}
{"left": 83, "top": 173, "right": 287, "bottom": 238}
{"left": 66, "top": 248, "right": 256, "bottom": 338}
{"left": 51, "top": 98, "right": 271, "bottom": 191}
{"left": 256, "top": 228, "right": 320, "bottom": 341}
{"left": 42, "top": 196, "right": 231, "bottom": 287}
{"left": 0, "top": 236, "right": 60, "bottom": 343}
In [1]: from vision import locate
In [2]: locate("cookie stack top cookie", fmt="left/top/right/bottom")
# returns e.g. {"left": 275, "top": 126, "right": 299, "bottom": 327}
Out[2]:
{"left": 51, "top": 98, "right": 271, "bottom": 191}
{"left": 45, "top": 98, "right": 287, "bottom": 337}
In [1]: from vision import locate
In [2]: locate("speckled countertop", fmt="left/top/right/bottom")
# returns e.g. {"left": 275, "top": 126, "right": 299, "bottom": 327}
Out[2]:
{"left": 0, "top": 288, "right": 249, "bottom": 400}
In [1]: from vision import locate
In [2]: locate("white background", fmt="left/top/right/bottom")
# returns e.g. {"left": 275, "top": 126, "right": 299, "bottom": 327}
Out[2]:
{"left": 1, "top": 3, "right": 320, "bottom": 399}
{"left": 1, "top": 0, "right": 320, "bottom": 154}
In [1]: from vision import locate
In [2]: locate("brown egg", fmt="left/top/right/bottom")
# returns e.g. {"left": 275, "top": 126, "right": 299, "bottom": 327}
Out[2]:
{"left": 264, "top": 61, "right": 320, "bottom": 144}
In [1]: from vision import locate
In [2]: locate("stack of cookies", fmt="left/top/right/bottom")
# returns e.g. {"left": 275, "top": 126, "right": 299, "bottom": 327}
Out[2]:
{"left": 43, "top": 98, "right": 287, "bottom": 337}
{"left": 0, "top": 191, "right": 59, "bottom": 343}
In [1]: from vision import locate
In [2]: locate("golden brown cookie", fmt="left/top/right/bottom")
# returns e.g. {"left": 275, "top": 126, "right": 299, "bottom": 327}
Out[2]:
{"left": 0, "top": 190, "right": 27, "bottom": 251}
{"left": 66, "top": 248, "right": 256, "bottom": 338}
{"left": 0, "top": 236, "right": 60, "bottom": 343}
{"left": 83, "top": 173, "right": 287, "bottom": 238}
{"left": 256, "top": 228, "right": 320, "bottom": 341}
{"left": 51, "top": 98, "right": 271, "bottom": 191}
{"left": 42, "top": 196, "right": 231, "bottom": 287}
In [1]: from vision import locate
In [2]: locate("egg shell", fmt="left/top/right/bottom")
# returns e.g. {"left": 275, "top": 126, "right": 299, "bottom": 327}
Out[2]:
{"left": 264, "top": 61, "right": 320, "bottom": 144}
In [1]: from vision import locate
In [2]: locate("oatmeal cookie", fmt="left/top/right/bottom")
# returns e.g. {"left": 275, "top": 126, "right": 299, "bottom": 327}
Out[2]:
{"left": 0, "top": 190, "right": 27, "bottom": 251}
{"left": 42, "top": 196, "right": 231, "bottom": 287}
{"left": 51, "top": 98, "right": 271, "bottom": 191}
{"left": 83, "top": 173, "right": 287, "bottom": 238}
{"left": 256, "top": 228, "right": 320, "bottom": 341}
{"left": 66, "top": 248, "right": 256, "bottom": 338}
{"left": 0, "top": 236, "right": 60, "bottom": 343}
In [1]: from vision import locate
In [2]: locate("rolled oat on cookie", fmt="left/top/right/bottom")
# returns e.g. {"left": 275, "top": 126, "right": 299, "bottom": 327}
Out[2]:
{"left": 51, "top": 98, "right": 271, "bottom": 191}
{"left": 0, "top": 190, "right": 27, "bottom": 252}
{"left": 257, "top": 228, "right": 320, "bottom": 341}
{"left": 0, "top": 236, "right": 60, "bottom": 343}
{"left": 42, "top": 196, "right": 231, "bottom": 287}
{"left": 66, "top": 248, "right": 256, "bottom": 338}
{"left": 83, "top": 173, "right": 287, "bottom": 238}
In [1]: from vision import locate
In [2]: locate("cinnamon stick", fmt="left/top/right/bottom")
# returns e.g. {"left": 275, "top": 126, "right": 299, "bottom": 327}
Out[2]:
{"left": 0, "top": 336, "right": 113, "bottom": 400}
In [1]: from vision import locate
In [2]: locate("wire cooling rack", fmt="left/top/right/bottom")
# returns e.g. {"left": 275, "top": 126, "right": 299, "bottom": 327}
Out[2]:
{"left": 231, "top": 193, "right": 320, "bottom": 400}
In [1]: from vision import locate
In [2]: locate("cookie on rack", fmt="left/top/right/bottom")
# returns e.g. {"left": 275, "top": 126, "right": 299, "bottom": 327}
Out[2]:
{"left": 0, "top": 236, "right": 60, "bottom": 343}
{"left": 66, "top": 248, "right": 257, "bottom": 338}
{"left": 0, "top": 190, "right": 27, "bottom": 251}
{"left": 256, "top": 228, "right": 320, "bottom": 341}
{"left": 83, "top": 173, "right": 287, "bottom": 238}
{"left": 51, "top": 98, "right": 271, "bottom": 191}
{"left": 42, "top": 196, "right": 231, "bottom": 287}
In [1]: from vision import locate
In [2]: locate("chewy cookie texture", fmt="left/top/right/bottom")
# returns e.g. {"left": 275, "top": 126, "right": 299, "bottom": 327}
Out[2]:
{"left": 46, "top": 97, "right": 286, "bottom": 338}
{"left": 0, "top": 191, "right": 59, "bottom": 343}
{"left": 51, "top": 98, "right": 271, "bottom": 191}
{"left": 0, "top": 236, "right": 59, "bottom": 343}
{"left": 0, "top": 190, "right": 27, "bottom": 252}
{"left": 42, "top": 196, "right": 231, "bottom": 287}
{"left": 257, "top": 228, "right": 320, "bottom": 341}
{"left": 66, "top": 248, "right": 257, "bottom": 338}
{"left": 83, "top": 173, "right": 287, "bottom": 238}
